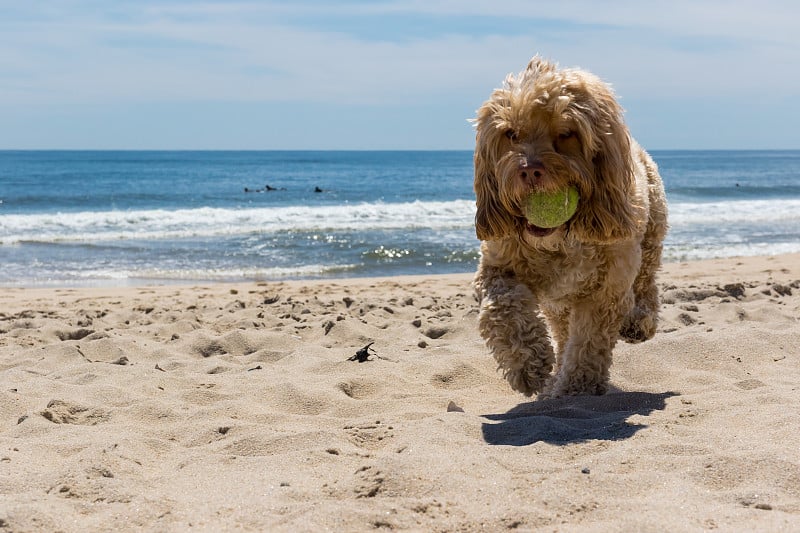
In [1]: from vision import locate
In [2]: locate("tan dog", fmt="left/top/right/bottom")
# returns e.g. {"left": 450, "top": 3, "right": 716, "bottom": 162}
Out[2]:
{"left": 472, "top": 57, "right": 668, "bottom": 398}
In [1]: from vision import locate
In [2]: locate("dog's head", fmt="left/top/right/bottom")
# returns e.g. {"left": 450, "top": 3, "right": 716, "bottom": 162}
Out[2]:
{"left": 473, "top": 56, "right": 640, "bottom": 243}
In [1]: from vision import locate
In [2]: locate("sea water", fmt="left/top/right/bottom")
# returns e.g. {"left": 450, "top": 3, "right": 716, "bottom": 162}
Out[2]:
{"left": 1, "top": 150, "right": 798, "bottom": 286}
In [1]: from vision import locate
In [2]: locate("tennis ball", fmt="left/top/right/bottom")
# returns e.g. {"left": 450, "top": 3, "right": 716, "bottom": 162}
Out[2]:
{"left": 524, "top": 186, "right": 579, "bottom": 228}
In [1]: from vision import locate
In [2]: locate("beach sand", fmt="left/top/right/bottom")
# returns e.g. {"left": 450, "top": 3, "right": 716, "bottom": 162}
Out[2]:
{"left": 1, "top": 254, "right": 799, "bottom": 532}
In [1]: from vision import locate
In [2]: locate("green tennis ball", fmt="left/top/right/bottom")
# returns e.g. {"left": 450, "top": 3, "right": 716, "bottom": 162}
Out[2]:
{"left": 524, "top": 186, "right": 579, "bottom": 228}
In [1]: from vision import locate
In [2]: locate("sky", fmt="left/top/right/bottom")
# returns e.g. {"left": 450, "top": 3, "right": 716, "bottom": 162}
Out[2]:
{"left": 1, "top": 1, "right": 799, "bottom": 150}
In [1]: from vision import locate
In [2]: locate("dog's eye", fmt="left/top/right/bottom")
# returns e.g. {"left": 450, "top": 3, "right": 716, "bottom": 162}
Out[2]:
{"left": 505, "top": 129, "right": 519, "bottom": 142}
{"left": 559, "top": 131, "right": 575, "bottom": 141}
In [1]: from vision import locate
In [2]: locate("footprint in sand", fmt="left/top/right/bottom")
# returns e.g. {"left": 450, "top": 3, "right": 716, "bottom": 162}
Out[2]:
{"left": 39, "top": 399, "right": 110, "bottom": 425}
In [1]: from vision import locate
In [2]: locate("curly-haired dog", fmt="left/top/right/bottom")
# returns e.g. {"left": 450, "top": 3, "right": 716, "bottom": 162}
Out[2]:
{"left": 472, "top": 57, "right": 667, "bottom": 399}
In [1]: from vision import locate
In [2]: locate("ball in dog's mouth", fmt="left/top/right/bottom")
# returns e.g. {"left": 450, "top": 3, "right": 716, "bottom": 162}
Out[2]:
{"left": 523, "top": 186, "right": 579, "bottom": 230}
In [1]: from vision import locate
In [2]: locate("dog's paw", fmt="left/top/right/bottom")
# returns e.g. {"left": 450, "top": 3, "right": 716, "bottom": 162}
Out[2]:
{"left": 619, "top": 307, "right": 657, "bottom": 344}
{"left": 503, "top": 359, "right": 551, "bottom": 397}
{"left": 542, "top": 380, "right": 608, "bottom": 399}
{"left": 541, "top": 372, "right": 608, "bottom": 399}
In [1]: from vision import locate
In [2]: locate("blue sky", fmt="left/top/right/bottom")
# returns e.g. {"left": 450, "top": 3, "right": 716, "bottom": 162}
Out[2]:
{"left": 1, "top": 1, "right": 798, "bottom": 150}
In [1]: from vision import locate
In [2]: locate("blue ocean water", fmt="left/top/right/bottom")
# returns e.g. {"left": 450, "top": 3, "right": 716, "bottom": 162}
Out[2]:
{"left": 1, "top": 150, "right": 799, "bottom": 286}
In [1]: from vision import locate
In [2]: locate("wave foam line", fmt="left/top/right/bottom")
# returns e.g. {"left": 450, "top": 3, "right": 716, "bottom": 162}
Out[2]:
{"left": 668, "top": 198, "right": 800, "bottom": 226}
{"left": 0, "top": 200, "right": 477, "bottom": 244}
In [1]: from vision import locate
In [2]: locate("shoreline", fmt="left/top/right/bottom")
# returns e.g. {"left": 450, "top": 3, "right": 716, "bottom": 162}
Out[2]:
{"left": 3, "top": 251, "right": 800, "bottom": 291}
{"left": 2, "top": 252, "right": 799, "bottom": 531}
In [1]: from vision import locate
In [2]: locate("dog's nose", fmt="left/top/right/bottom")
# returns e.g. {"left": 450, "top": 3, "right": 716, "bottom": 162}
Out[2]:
{"left": 518, "top": 161, "right": 546, "bottom": 187}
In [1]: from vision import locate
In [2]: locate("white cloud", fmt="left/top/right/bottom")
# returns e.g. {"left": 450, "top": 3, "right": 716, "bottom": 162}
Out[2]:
{"left": 1, "top": 1, "right": 798, "bottom": 148}
{"left": 2, "top": 1, "right": 798, "bottom": 107}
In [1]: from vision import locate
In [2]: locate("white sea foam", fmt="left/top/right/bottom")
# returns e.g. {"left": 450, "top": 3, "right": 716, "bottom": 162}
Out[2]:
{"left": 662, "top": 241, "right": 800, "bottom": 262}
{"left": 0, "top": 263, "right": 357, "bottom": 287}
{"left": 4, "top": 197, "right": 800, "bottom": 279}
{"left": 663, "top": 198, "right": 800, "bottom": 261}
{"left": 0, "top": 200, "right": 477, "bottom": 244}
{"left": 3, "top": 196, "right": 799, "bottom": 246}
{"left": 667, "top": 198, "right": 800, "bottom": 226}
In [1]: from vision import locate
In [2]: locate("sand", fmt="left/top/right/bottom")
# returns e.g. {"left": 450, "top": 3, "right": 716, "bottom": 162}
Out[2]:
{"left": 1, "top": 254, "right": 799, "bottom": 532}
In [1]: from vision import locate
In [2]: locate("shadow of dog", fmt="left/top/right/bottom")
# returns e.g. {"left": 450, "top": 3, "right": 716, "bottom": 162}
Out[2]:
{"left": 481, "top": 391, "right": 677, "bottom": 446}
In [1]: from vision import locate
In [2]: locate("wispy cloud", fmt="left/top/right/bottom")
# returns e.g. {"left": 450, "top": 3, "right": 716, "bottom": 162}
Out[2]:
{"left": 1, "top": 1, "right": 798, "bottom": 148}
{"left": 2, "top": 1, "right": 797, "bottom": 103}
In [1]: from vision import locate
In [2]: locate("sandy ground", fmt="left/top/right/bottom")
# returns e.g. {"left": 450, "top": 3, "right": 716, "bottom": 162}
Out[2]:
{"left": 1, "top": 254, "right": 799, "bottom": 532}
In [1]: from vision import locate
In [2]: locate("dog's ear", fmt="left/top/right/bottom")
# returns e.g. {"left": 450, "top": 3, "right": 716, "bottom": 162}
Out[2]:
{"left": 473, "top": 100, "right": 517, "bottom": 241}
{"left": 474, "top": 141, "right": 514, "bottom": 240}
{"left": 570, "top": 83, "right": 642, "bottom": 243}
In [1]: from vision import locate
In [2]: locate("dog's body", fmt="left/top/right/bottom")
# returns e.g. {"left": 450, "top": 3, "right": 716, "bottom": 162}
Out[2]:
{"left": 472, "top": 57, "right": 667, "bottom": 398}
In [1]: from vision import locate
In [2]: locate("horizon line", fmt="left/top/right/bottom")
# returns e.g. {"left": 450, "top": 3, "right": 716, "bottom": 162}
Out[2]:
{"left": 2, "top": 147, "right": 799, "bottom": 153}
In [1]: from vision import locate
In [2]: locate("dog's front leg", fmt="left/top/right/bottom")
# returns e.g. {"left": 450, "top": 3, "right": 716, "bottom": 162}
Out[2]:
{"left": 474, "top": 269, "right": 554, "bottom": 396}
{"left": 543, "top": 294, "right": 631, "bottom": 398}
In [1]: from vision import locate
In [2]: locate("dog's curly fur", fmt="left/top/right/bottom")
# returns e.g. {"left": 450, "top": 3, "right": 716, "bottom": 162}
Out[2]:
{"left": 472, "top": 57, "right": 668, "bottom": 399}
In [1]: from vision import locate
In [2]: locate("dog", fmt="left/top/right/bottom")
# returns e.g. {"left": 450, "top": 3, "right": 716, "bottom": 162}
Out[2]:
{"left": 472, "top": 56, "right": 667, "bottom": 399}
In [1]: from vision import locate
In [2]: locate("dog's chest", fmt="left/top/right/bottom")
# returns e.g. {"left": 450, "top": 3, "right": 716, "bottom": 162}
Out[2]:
{"left": 518, "top": 249, "right": 601, "bottom": 302}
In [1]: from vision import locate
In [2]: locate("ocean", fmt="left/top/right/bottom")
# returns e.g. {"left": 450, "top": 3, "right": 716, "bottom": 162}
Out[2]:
{"left": 1, "top": 150, "right": 799, "bottom": 287}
